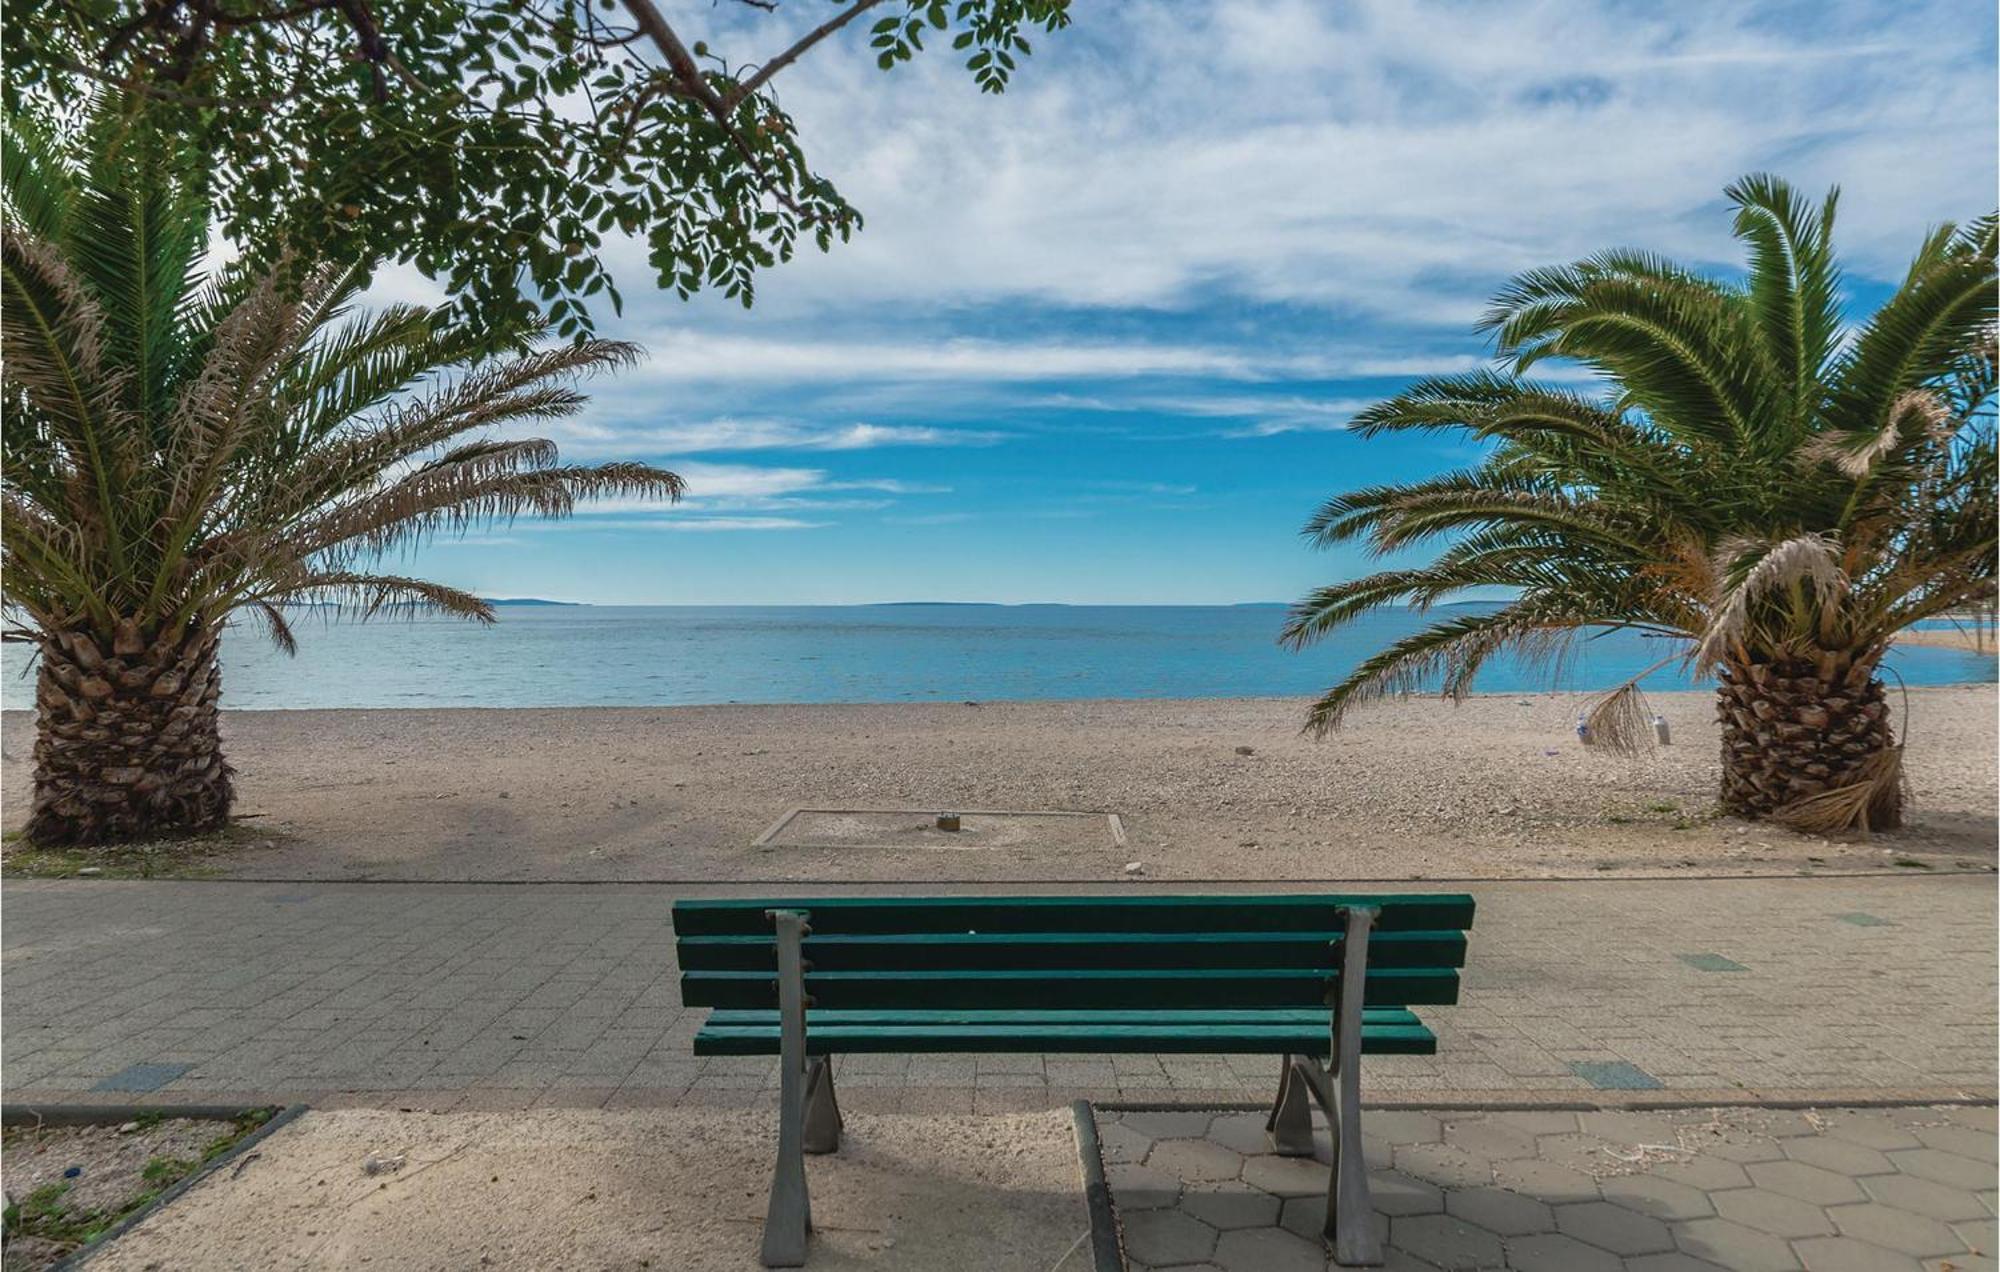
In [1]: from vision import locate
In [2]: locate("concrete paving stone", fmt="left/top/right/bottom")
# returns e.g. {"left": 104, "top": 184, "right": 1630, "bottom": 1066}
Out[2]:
{"left": 1122, "top": 1208, "right": 1219, "bottom": 1267}
{"left": 1747, "top": 1159, "right": 1870, "bottom": 1206}
{"left": 1179, "top": 1183, "right": 1283, "bottom": 1231}
{"left": 1793, "top": 1235, "right": 1926, "bottom": 1272}
{"left": 1506, "top": 1232, "right": 1624, "bottom": 1272}
{"left": 1490, "top": 1157, "right": 1601, "bottom": 1203}
{"left": 1657, "top": 1155, "right": 1755, "bottom": 1192}
{"left": 1212, "top": 1225, "right": 1328, "bottom": 1272}
{"left": 1927, "top": 1258, "right": 1999, "bottom": 1272}
{"left": 1241, "top": 1153, "right": 1332, "bottom": 1198}
{"left": 1440, "top": 1116, "right": 1539, "bottom": 1161}
{"left": 1581, "top": 1111, "right": 1690, "bottom": 1146}
{"left": 1951, "top": 1217, "right": 1997, "bottom": 1256}
{"left": 1368, "top": 1111, "right": 1444, "bottom": 1144}
{"left": 1369, "top": 1170, "right": 1446, "bottom": 1218}
{"left": 1488, "top": 1111, "right": 1582, "bottom": 1137}
{"left": 1625, "top": 1254, "right": 1730, "bottom": 1272}
{"left": 1828, "top": 1203, "right": 1967, "bottom": 1257}
{"left": 1277, "top": 1194, "right": 1388, "bottom": 1247}
{"left": 1941, "top": 1107, "right": 1998, "bottom": 1134}
{"left": 1393, "top": 1142, "right": 1495, "bottom": 1190}
{"left": 1714, "top": 1186, "right": 1839, "bottom": 1238}
{"left": 1098, "top": 1119, "right": 1154, "bottom": 1165}
{"left": 1891, "top": 1148, "right": 2000, "bottom": 1191}
{"left": 1861, "top": 1173, "right": 1990, "bottom": 1223}
{"left": 1108, "top": 1162, "right": 1185, "bottom": 1210}
{"left": 1123, "top": 1110, "right": 1220, "bottom": 1140}
{"left": 1675, "top": 1216, "right": 1805, "bottom": 1271}
{"left": 1444, "top": 1185, "right": 1553, "bottom": 1236}
{"left": 1389, "top": 1213, "right": 1504, "bottom": 1270}
{"left": 1556, "top": 1198, "right": 1676, "bottom": 1254}
{"left": 1602, "top": 1172, "right": 1719, "bottom": 1222}
{"left": 1147, "top": 1137, "right": 1248, "bottom": 1183}
{"left": 1913, "top": 1124, "right": 2000, "bottom": 1165}
{"left": 1780, "top": 1133, "right": 1896, "bottom": 1177}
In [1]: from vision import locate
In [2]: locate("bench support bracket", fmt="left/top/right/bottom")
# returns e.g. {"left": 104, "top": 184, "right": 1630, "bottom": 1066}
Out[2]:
{"left": 761, "top": 909, "right": 813, "bottom": 1267}
{"left": 1265, "top": 1053, "right": 1317, "bottom": 1155}
{"left": 804, "top": 1057, "right": 843, "bottom": 1154}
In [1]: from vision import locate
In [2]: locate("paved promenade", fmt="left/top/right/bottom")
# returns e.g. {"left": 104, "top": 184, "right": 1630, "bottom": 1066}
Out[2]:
{"left": 3, "top": 876, "right": 1994, "bottom": 1112}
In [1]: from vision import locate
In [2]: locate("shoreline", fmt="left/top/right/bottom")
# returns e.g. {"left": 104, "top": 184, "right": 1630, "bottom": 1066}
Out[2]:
{"left": 5, "top": 686, "right": 1992, "bottom": 884}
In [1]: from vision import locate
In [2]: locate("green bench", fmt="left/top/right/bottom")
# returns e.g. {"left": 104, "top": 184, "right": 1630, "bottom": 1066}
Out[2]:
{"left": 672, "top": 893, "right": 1475, "bottom": 1267}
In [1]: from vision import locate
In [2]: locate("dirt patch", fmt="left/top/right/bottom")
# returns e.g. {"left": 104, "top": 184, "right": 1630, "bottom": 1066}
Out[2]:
{"left": 89, "top": 1107, "right": 1086, "bottom": 1271}
{"left": 2, "top": 1111, "right": 273, "bottom": 1269}
{"left": 0, "top": 822, "right": 288, "bottom": 880}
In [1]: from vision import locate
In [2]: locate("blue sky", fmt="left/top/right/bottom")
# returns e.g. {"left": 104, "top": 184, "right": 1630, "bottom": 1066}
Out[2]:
{"left": 376, "top": 0, "right": 1998, "bottom": 605}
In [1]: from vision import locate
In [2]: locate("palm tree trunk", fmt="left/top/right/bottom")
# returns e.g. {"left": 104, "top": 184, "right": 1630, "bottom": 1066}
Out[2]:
{"left": 27, "top": 620, "right": 233, "bottom": 846}
{"left": 1714, "top": 652, "right": 1901, "bottom": 830}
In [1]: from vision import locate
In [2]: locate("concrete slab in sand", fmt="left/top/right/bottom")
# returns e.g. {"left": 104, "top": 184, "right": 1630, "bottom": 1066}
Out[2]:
{"left": 89, "top": 1107, "right": 1089, "bottom": 1271}
{"left": 756, "top": 806, "right": 1128, "bottom": 852}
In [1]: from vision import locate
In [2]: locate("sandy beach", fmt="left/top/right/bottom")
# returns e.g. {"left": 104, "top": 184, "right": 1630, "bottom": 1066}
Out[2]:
{"left": 4, "top": 685, "right": 1991, "bottom": 881}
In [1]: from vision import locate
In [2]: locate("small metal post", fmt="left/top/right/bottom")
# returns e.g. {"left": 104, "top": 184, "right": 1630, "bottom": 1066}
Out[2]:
{"left": 761, "top": 910, "right": 812, "bottom": 1267}
{"left": 1327, "top": 905, "right": 1382, "bottom": 1266}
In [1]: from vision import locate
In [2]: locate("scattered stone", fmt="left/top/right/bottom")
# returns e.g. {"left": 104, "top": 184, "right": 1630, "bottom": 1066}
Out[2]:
{"left": 76, "top": 867, "right": 103, "bottom": 877}
{"left": 362, "top": 1151, "right": 407, "bottom": 1176}
{"left": 1123, "top": 861, "right": 1145, "bottom": 875}
{"left": 1234, "top": 745, "right": 1255, "bottom": 756}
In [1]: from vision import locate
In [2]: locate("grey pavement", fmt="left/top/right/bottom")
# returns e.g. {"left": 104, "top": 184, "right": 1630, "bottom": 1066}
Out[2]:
{"left": 2, "top": 875, "right": 1994, "bottom": 1112}
{"left": 1097, "top": 1102, "right": 2000, "bottom": 1272}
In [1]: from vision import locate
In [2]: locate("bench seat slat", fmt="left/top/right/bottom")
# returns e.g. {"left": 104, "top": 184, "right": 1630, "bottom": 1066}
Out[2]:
{"left": 702, "top": 1007, "right": 1425, "bottom": 1028}
{"left": 692, "top": 1021, "right": 1437, "bottom": 1057}
{"left": 676, "top": 929, "right": 1467, "bottom": 972}
{"left": 671, "top": 893, "right": 1474, "bottom": 937}
{"left": 680, "top": 966, "right": 1458, "bottom": 1010}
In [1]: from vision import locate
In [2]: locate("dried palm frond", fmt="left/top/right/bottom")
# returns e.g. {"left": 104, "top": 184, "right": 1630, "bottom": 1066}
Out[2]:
{"left": 1580, "top": 679, "right": 1654, "bottom": 756}
{"left": 1797, "top": 390, "right": 1948, "bottom": 477}
{"left": 1696, "top": 533, "right": 1849, "bottom": 672}
{"left": 1769, "top": 745, "right": 1909, "bottom": 836}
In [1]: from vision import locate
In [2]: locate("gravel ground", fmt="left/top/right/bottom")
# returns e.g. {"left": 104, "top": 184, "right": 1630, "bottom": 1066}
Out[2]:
{"left": 88, "top": 1108, "right": 1085, "bottom": 1272}
{"left": 2, "top": 684, "right": 1992, "bottom": 881}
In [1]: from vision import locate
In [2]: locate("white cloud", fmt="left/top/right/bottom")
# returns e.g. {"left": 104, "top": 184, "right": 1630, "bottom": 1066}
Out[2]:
{"left": 543, "top": 416, "right": 1006, "bottom": 455}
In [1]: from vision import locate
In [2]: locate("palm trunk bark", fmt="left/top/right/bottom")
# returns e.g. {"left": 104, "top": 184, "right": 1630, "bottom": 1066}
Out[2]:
{"left": 27, "top": 619, "right": 233, "bottom": 846}
{"left": 1714, "top": 651, "right": 1901, "bottom": 830}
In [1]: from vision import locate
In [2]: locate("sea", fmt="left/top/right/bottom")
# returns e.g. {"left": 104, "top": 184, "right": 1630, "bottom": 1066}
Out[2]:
{"left": 2, "top": 603, "right": 1991, "bottom": 711}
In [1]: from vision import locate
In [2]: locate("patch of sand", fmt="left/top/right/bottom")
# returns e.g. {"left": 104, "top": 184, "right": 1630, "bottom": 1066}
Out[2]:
{"left": 3, "top": 685, "right": 1994, "bottom": 881}
{"left": 90, "top": 1108, "right": 1087, "bottom": 1272}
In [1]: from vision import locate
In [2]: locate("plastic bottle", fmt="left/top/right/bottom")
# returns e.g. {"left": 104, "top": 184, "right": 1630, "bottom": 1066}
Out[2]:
{"left": 1653, "top": 714, "right": 1672, "bottom": 746}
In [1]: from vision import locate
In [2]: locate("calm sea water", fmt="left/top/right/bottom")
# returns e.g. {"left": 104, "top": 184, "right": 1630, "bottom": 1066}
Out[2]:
{"left": 3, "top": 604, "right": 1990, "bottom": 710}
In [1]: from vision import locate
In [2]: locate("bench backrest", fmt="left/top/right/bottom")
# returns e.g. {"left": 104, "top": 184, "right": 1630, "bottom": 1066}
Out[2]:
{"left": 673, "top": 894, "right": 1473, "bottom": 1012}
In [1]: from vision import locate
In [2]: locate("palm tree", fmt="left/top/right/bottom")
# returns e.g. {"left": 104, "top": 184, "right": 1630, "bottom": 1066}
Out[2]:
{"left": 1284, "top": 176, "right": 1996, "bottom": 834}
{"left": 2, "top": 105, "right": 684, "bottom": 846}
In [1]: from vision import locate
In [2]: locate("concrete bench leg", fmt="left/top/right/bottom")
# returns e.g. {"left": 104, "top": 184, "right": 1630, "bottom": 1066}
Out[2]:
{"left": 1325, "top": 905, "right": 1382, "bottom": 1267}
{"left": 1265, "top": 1054, "right": 1316, "bottom": 1155}
{"left": 761, "top": 910, "right": 813, "bottom": 1267}
{"left": 804, "top": 1058, "right": 843, "bottom": 1154}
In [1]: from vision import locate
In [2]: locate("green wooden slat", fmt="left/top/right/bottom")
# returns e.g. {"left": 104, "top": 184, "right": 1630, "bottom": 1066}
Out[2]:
{"left": 670, "top": 893, "right": 1474, "bottom": 937}
{"left": 702, "top": 1008, "right": 1425, "bottom": 1028}
{"left": 679, "top": 966, "right": 1459, "bottom": 1011}
{"left": 676, "top": 929, "right": 1467, "bottom": 973}
{"left": 692, "top": 1021, "right": 1438, "bottom": 1057}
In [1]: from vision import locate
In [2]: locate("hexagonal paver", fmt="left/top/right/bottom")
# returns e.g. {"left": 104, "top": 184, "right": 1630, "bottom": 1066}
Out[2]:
{"left": 1828, "top": 1202, "right": 1965, "bottom": 1257}
{"left": 1443, "top": 1117, "right": 1539, "bottom": 1161}
{"left": 1206, "top": 1111, "right": 1275, "bottom": 1156}
{"left": 1489, "top": 1111, "right": 1582, "bottom": 1137}
{"left": 1823, "top": 1112, "right": 1924, "bottom": 1152}
{"left": 1793, "top": 1235, "right": 1924, "bottom": 1272}
{"left": 1715, "top": 1187, "right": 1838, "bottom": 1238}
{"left": 1098, "top": 1119, "right": 1153, "bottom": 1164}
{"left": 1952, "top": 1217, "right": 1996, "bottom": 1254}
{"left": 1147, "top": 1136, "right": 1248, "bottom": 1182}
{"left": 1555, "top": 1199, "right": 1675, "bottom": 1254}
{"left": 1108, "top": 1161, "right": 1183, "bottom": 1209}
{"left": 1369, "top": 1111, "right": 1443, "bottom": 1144}
{"left": 1122, "top": 1208, "right": 1219, "bottom": 1266}
{"left": 1913, "top": 1124, "right": 2000, "bottom": 1165}
{"left": 1626, "top": 1254, "right": 1730, "bottom": 1272}
{"left": 1180, "top": 1183, "right": 1282, "bottom": 1231}
{"left": 1490, "top": 1157, "right": 1600, "bottom": 1203}
{"left": 1241, "top": 1153, "right": 1329, "bottom": 1198}
{"left": 1581, "top": 1111, "right": 1688, "bottom": 1145}
{"left": 1371, "top": 1170, "right": 1445, "bottom": 1217}
{"left": 1213, "top": 1226, "right": 1326, "bottom": 1272}
{"left": 1658, "top": 1156, "right": 1754, "bottom": 1192}
{"left": 1445, "top": 1186, "right": 1554, "bottom": 1236}
{"left": 1277, "top": 1194, "right": 1387, "bottom": 1247}
{"left": 1675, "top": 1217, "right": 1804, "bottom": 1271}
{"left": 1891, "top": 1149, "right": 1996, "bottom": 1191}
{"left": 1747, "top": 1159, "right": 1869, "bottom": 1206}
{"left": 1602, "top": 1171, "right": 1718, "bottom": 1221}
{"left": 1391, "top": 1214, "right": 1505, "bottom": 1270}
{"left": 1781, "top": 1134, "right": 1894, "bottom": 1177}
{"left": 1123, "top": 1110, "right": 1219, "bottom": 1140}
{"left": 1507, "top": 1232, "right": 1623, "bottom": 1272}
{"left": 1394, "top": 1142, "right": 1495, "bottom": 1190}
{"left": 1862, "top": 1172, "right": 1990, "bottom": 1222}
